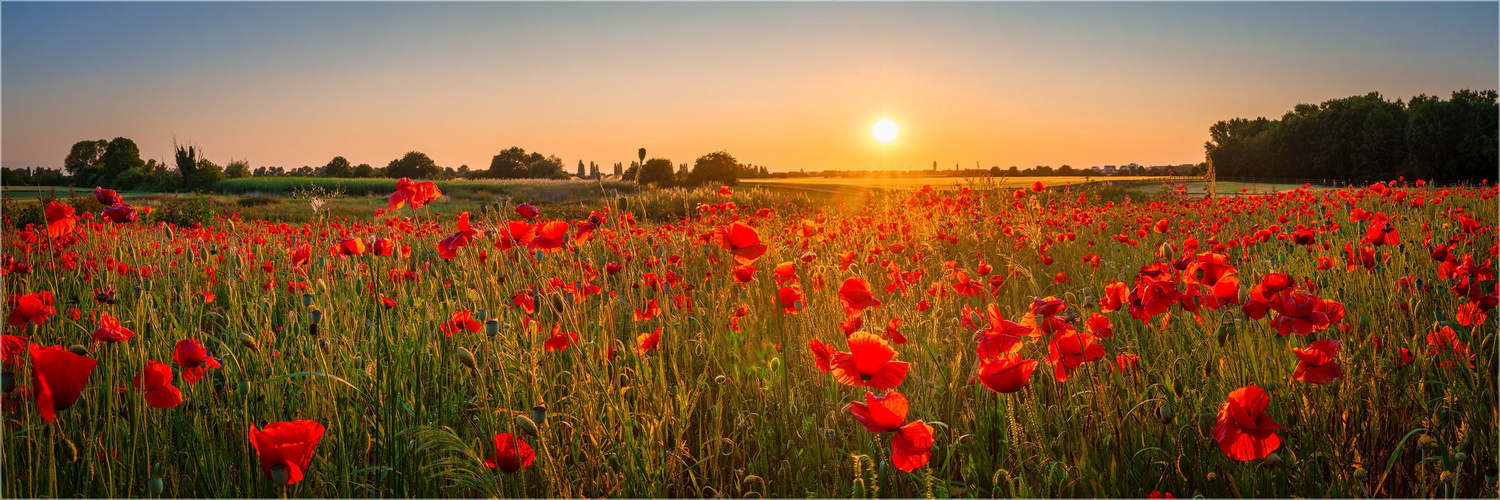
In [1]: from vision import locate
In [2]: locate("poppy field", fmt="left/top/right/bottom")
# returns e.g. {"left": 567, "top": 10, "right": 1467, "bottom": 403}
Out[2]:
{"left": 1, "top": 178, "right": 1496, "bottom": 498}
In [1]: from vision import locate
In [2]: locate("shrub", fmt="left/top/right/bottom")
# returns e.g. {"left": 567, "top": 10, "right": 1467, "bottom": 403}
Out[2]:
{"left": 149, "top": 195, "right": 218, "bottom": 227}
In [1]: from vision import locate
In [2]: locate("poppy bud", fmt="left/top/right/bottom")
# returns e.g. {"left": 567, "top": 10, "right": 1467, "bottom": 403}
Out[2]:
{"left": 237, "top": 381, "right": 251, "bottom": 393}
{"left": 456, "top": 347, "right": 477, "bottom": 371}
{"left": 239, "top": 333, "right": 259, "bottom": 351}
{"left": 147, "top": 477, "right": 164, "bottom": 495}
{"left": 1353, "top": 466, "right": 1368, "bottom": 480}
{"left": 302, "top": 293, "right": 313, "bottom": 306}
{"left": 1263, "top": 452, "right": 1282, "bottom": 467}
{"left": 617, "top": 196, "right": 627, "bottom": 208}
{"left": 485, "top": 319, "right": 500, "bottom": 338}
{"left": 1, "top": 371, "right": 12, "bottom": 393}
{"left": 793, "top": 300, "right": 804, "bottom": 311}
{"left": 319, "top": 339, "right": 332, "bottom": 355}
{"left": 515, "top": 415, "right": 538, "bottom": 436}
{"left": 473, "top": 310, "right": 487, "bottom": 321}
{"left": 1157, "top": 405, "right": 1173, "bottom": 424}
{"left": 1441, "top": 471, "right": 1456, "bottom": 483}
{"left": 68, "top": 345, "right": 88, "bottom": 357}
{"left": 57, "top": 437, "right": 78, "bottom": 464}
{"left": 310, "top": 309, "right": 323, "bottom": 325}
{"left": 1418, "top": 434, "right": 1439, "bottom": 452}
{"left": 134, "top": 285, "right": 143, "bottom": 298}
{"left": 531, "top": 404, "right": 547, "bottom": 425}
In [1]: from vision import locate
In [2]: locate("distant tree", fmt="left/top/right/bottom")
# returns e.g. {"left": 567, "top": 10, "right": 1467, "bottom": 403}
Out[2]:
{"left": 614, "top": 162, "right": 624, "bottom": 176}
{"left": 386, "top": 151, "right": 441, "bottom": 179}
{"left": 637, "top": 158, "right": 675, "bottom": 186}
{"left": 686, "top": 150, "right": 740, "bottom": 186}
{"left": 225, "top": 159, "right": 251, "bottom": 179}
{"left": 173, "top": 141, "right": 202, "bottom": 189}
{"left": 323, "top": 156, "right": 353, "bottom": 177}
{"left": 577, "top": 160, "right": 586, "bottom": 177}
{"left": 192, "top": 158, "right": 225, "bottom": 187}
{"left": 488, "top": 147, "right": 541, "bottom": 179}
{"left": 989, "top": 166, "right": 1003, "bottom": 177}
{"left": 64, "top": 139, "right": 109, "bottom": 177}
{"left": 352, "top": 163, "right": 375, "bottom": 178}
{"left": 528, "top": 156, "right": 569, "bottom": 179}
{"left": 457, "top": 164, "right": 471, "bottom": 178}
{"left": 1057, "top": 165, "right": 1075, "bottom": 175}
{"left": 94, "top": 137, "right": 146, "bottom": 187}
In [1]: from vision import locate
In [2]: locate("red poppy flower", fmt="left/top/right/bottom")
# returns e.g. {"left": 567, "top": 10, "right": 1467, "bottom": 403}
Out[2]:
{"left": 529, "top": 221, "right": 570, "bottom": 252}
{"left": 102, "top": 204, "right": 138, "bottom": 223}
{"left": 1, "top": 335, "right": 27, "bottom": 368}
{"left": 777, "top": 285, "right": 804, "bottom": 315}
{"left": 387, "top": 178, "right": 442, "bottom": 211}
{"left": 1291, "top": 339, "right": 1342, "bottom": 385}
{"left": 1101, "top": 281, "right": 1128, "bottom": 312}
{"left": 8, "top": 291, "right": 56, "bottom": 327}
{"left": 733, "top": 264, "right": 756, "bottom": 283}
{"left": 29, "top": 344, "right": 97, "bottom": 422}
{"left": 249, "top": 420, "right": 326, "bottom": 485}
{"left": 370, "top": 237, "right": 395, "bottom": 257}
{"left": 721, "top": 222, "right": 768, "bottom": 265}
{"left": 436, "top": 213, "right": 480, "bottom": 260}
{"left": 91, "top": 312, "right": 137, "bottom": 343}
{"left": 831, "top": 331, "right": 909, "bottom": 390}
{"left": 890, "top": 421, "right": 935, "bottom": 472}
{"left": 1031, "top": 181, "right": 1046, "bottom": 193}
{"left": 1046, "top": 330, "right": 1106, "bottom": 382}
{"left": 379, "top": 294, "right": 398, "bottom": 310}
{"left": 173, "top": 339, "right": 222, "bottom": 385}
{"left": 1268, "top": 292, "right": 1331, "bottom": 336}
{"left": 838, "top": 277, "right": 882, "bottom": 316}
{"left": 1115, "top": 353, "right": 1140, "bottom": 373}
{"left": 636, "top": 327, "right": 662, "bottom": 355}
{"left": 772, "top": 261, "right": 799, "bottom": 285}
{"left": 93, "top": 187, "right": 124, "bottom": 206}
{"left": 975, "top": 353, "right": 1038, "bottom": 394}
{"left": 440, "top": 311, "right": 482, "bottom": 337}
{"left": 132, "top": 360, "right": 183, "bottom": 409}
{"left": 544, "top": 323, "right": 579, "bottom": 352}
{"left": 484, "top": 433, "right": 535, "bottom": 473}
{"left": 332, "top": 237, "right": 367, "bottom": 257}
{"left": 1147, "top": 491, "right": 1176, "bottom": 499}
{"left": 1085, "top": 312, "right": 1113, "bottom": 338}
{"left": 512, "top": 291, "right": 536, "bottom": 315}
{"left": 847, "top": 390, "right": 908, "bottom": 433}
{"left": 809, "top": 339, "right": 837, "bottom": 373}
{"left": 633, "top": 298, "right": 661, "bottom": 321}
{"left": 44, "top": 201, "right": 77, "bottom": 238}
{"left": 883, "top": 317, "right": 906, "bottom": 344}
{"left": 1212, "top": 385, "right": 1283, "bottom": 461}
{"left": 289, "top": 244, "right": 311, "bottom": 268}
{"left": 515, "top": 203, "right": 541, "bottom": 219}
{"left": 1427, "top": 325, "right": 1475, "bottom": 369}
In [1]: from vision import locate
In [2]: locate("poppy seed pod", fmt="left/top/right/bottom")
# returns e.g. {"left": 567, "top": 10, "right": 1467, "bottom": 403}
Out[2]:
{"left": 237, "top": 381, "right": 251, "bottom": 393}
{"left": 1418, "top": 434, "right": 1439, "bottom": 452}
{"left": 301, "top": 293, "right": 313, "bottom": 306}
{"left": 485, "top": 319, "right": 500, "bottom": 338}
{"left": 68, "top": 345, "right": 88, "bottom": 357}
{"left": 146, "top": 477, "right": 164, "bottom": 495}
{"left": 473, "top": 310, "right": 487, "bottom": 322}
{"left": 531, "top": 404, "right": 547, "bottom": 425}
{"left": 456, "top": 347, "right": 477, "bottom": 371}
{"left": 309, "top": 309, "right": 323, "bottom": 325}
{"left": 1353, "top": 466, "right": 1368, "bottom": 480}
{"left": 1157, "top": 405, "right": 1173, "bottom": 424}
{"left": 239, "top": 333, "right": 259, "bottom": 351}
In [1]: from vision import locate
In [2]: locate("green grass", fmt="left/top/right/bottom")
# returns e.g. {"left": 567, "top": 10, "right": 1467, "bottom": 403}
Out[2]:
{"left": 0, "top": 182, "right": 1494, "bottom": 498}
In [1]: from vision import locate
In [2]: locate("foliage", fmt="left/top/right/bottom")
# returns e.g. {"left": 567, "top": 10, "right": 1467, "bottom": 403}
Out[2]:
{"left": 1206, "top": 90, "right": 1497, "bottom": 182}
{"left": 686, "top": 150, "right": 739, "bottom": 187}
{"left": 487, "top": 147, "right": 544, "bottom": 179}
{"left": 323, "top": 156, "right": 353, "bottom": 178}
{"left": 385, "top": 151, "right": 441, "bottom": 179}
{"left": 224, "top": 159, "right": 252, "bottom": 179}
{"left": 637, "top": 157, "right": 676, "bottom": 187}
{"left": 147, "top": 194, "right": 219, "bottom": 227}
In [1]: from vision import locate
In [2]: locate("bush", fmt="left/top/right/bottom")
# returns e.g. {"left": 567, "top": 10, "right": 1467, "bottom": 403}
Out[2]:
{"left": 2, "top": 200, "right": 43, "bottom": 230}
{"left": 149, "top": 195, "right": 218, "bottom": 227}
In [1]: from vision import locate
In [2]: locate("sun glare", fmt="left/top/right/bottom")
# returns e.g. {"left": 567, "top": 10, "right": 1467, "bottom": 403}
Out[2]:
{"left": 872, "top": 118, "right": 898, "bottom": 143}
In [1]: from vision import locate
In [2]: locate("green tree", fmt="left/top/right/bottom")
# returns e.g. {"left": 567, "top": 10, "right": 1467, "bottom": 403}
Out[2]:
{"left": 174, "top": 141, "right": 201, "bottom": 189}
{"left": 637, "top": 158, "right": 675, "bottom": 186}
{"left": 686, "top": 151, "right": 740, "bottom": 186}
{"left": 488, "top": 147, "right": 541, "bottom": 179}
{"left": 97, "top": 137, "right": 146, "bottom": 187}
{"left": 528, "top": 156, "right": 568, "bottom": 179}
{"left": 225, "top": 159, "right": 251, "bottom": 179}
{"left": 352, "top": 163, "right": 375, "bottom": 178}
{"left": 385, "top": 151, "right": 441, "bottom": 179}
{"left": 64, "top": 139, "right": 108, "bottom": 177}
{"left": 323, "top": 156, "right": 353, "bottom": 178}
{"left": 190, "top": 158, "right": 225, "bottom": 188}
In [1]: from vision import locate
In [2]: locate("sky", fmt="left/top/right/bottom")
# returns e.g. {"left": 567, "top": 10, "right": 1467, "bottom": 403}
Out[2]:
{"left": 3, "top": 2, "right": 1496, "bottom": 173}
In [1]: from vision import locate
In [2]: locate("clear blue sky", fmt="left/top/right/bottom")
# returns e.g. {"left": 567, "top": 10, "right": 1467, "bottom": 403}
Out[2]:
{"left": 4, "top": 2, "right": 1496, "bottom": 172}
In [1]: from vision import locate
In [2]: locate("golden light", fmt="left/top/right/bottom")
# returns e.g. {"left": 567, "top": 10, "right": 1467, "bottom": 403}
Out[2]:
{"left": 871, "top": 118, "right": 898, "bottom": 143}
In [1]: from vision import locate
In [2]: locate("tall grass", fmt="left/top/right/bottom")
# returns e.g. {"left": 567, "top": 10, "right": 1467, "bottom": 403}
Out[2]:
{"left": 0, "top": 182, "right": 1493, "bottom": 498}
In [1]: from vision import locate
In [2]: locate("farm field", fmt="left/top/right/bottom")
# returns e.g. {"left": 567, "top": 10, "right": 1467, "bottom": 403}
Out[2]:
{"left": 1, "top": 179, "right": 1495, "bottom": 498}
{"left": 743, "top": 175, "right": 1169, "bottom": 191}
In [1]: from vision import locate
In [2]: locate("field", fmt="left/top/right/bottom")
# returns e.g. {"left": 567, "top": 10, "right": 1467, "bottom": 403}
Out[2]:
{"left": 1, "top": 179, "right": 1495, "bottom": 498}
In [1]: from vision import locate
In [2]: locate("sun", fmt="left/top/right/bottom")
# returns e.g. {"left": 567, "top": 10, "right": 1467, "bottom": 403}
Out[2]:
{"left": 871, "top": 118, "right": 898, "bottom": 143}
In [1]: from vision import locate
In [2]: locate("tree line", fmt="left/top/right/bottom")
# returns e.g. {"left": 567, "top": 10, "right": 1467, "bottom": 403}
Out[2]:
{"left": 3, "top": 141, "right": 767, "bottom": 191}
{"left": 1205, "top": 90, "right": 1498, "bottom": 183}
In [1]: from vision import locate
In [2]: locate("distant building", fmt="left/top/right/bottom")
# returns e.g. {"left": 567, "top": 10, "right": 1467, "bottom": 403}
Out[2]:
{"left": 1089, "top": 166, "right": 1102, "bottom": 173}
{"left": 1102, "top": 166, "right": 1118, "bottom": 175}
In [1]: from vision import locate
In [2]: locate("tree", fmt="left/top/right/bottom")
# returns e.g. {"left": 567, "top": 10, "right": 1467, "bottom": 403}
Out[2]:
{"left": 528, "top": 156, "right": 568, "bottom": 179}
{"left": 488, "top": 147, "right": 541, "bottom": 179}
{"left": 225, "top": 159, "right": 251, "bottom": 179}
{"left": 94, "top": 137, "right": 146, "bottom": 187}
{"left": 577, "top": 160, "right": 586, "bottom": 178}
{"left": 173, "top": 141, "right": 202, "bottom": 189}
{"left": 323, "top": 156, "right": 353, "bottom": 178}
{"left": 637, "top": 158, "right": 675, "bottom": 186}
{"left": 191, "top": 158, "right": 225, "bottom": 187}
{"left": 386, "top": 151, "right": 441, "bottom": 179}
{"left": 64, "top": 139, "right": 108, "bottom": 177}
{"left": 352, "top": 163, "right": 375, "bottom": 178}
{"left": 686, "top": 151, "right": 739, "bottom": 186}
{"left": 989, "top": 166, "right": 1003, "bottom": 177}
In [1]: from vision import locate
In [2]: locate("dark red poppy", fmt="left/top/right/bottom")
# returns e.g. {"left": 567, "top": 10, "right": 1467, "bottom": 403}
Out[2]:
{"left": 515, "top": 203, "right": 541, "bottom": 219}
{"left": 132, "top": 360, "right": 183, "bottom": 409}
{"left": 93, "top": 187, "right": 124, "bottom": 206}
{"left": 838, "top": 277, "right": 882, "bottom": 316}
{"left": 8, "top": 291, "right": 56, "bottom": 327}
{"left": 831, "top": 331, "right": 909, "bottom": 390}
{"left": 1212, "top": 385, "right": 1283, "bottom": 461}
{"left": 1291, "top": 339, "right": 1342, "bottom": 384}
{"left": 173, "top": 338, "right": 222, "bottom": 385}
{"left": 440, "top": 311, "right": 482, "bottom": 337}
{"left": 30, "top": 344, "right": 97, "bottom": 422}
{"left": 484, "top": 433, "right": 535, "bottom": 473}
{"left": 975, "top": 353, "right": 1038, "bottom": 394}
{"left": 1427, "top": 325, "right": 1475, "bottom": 369}
{"left": 249, "top": 420, "right": 326, "bottom": 485}
{"left": 91, "top": 312, "right": 137, "bottom": 343}
{"left": 890, "top": 421, "right": 934, "bottom": 472}
{"left": 370, "top": 237, "right": 395, "bottom": 256}
{"left": 847, "top": 390, "right": 908, "bottom": 433}
{"left": 1, "top": 335, "right": 27, "bottom": 368}
{"left": 809, "top": 339, "right": 837, "bottom": 373}
{"left": 102, "top": 204, "right": 138, "bottom": 223}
